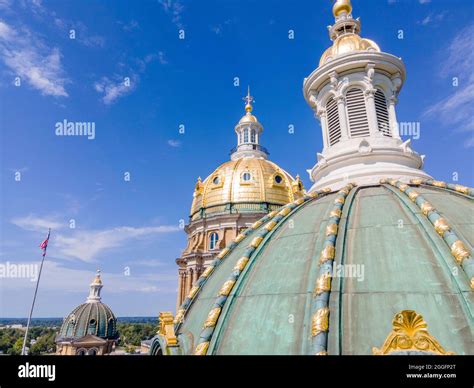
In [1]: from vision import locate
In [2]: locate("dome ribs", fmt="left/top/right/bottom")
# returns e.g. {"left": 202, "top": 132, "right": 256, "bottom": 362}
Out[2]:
{"left": 382, "top": 179, "right": 474, "bottom": 291}
{"left": 310, "top": 183, "right": 357, "bottom": 355}
{"left": 191, "top": 189, "right": 333, "bottom": 355}
{"left": 410, "top": 178, "right": 474, "bottom": 199}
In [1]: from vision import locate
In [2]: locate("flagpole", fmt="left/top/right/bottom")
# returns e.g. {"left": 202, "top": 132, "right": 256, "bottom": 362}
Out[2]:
{"left": 21, "top": 228, "right": 50, "bottom": 356}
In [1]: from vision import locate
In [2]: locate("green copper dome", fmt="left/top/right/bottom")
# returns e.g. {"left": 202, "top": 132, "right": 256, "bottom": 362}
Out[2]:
{"left": 57, "top": 271, "right": 118, "bottom": 340}
{"left": 157, "top": 180, "right": 473, "bottom": 355}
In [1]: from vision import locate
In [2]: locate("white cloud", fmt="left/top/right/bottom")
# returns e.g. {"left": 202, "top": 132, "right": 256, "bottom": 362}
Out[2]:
{"left": 418, "top": 12, "right": 445, "bottom": 26}
{"left": 11, "top": 214, "right": 65, "bottom": 232}
{"left": 94, "top": 75, "right": 137, "bottom": 105}
{"left": 94, "top": 54, "right": 158, "bottom": 104}
{"left": 423, "top": 24, "right": 474, "bottom": 148}
{"left": 0, "top": 20, "right": 69, "bottom": 97}
{"left": 11, "top": 215, "right": 180, "bottom": 262}
{"left": 158, "top": 0, "right": 184, "bottom": 29}
{"left": 158, "top": 51, "right": 168, "bottom": 65}
{"left": 167, "top": 139, "right": 181, "bottom": 147}
{"left": 419, "top": 0, "right": 431, "bottom": 3}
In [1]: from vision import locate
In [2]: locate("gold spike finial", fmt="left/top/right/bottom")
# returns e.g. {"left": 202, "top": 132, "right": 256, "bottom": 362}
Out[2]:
{"left": 333, "top": 0, "right": 352, "bottom": 17}
{"left": 243, "top": 86, "right": 254, "bottom": 113}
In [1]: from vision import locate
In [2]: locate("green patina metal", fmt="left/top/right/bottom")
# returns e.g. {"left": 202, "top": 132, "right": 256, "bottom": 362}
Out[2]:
{"left": 173, "top": 182, "right": 474, "bottom": 355}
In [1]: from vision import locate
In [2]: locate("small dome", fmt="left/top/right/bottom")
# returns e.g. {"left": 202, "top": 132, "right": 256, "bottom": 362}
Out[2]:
{"left": 58, "top": 302, "right": 118, "bottom": 340}
{"left": 238, "top": 112, "right": 259, "bottom": 124}
{"left": 190, "top": 158, "right": 300, "bottom": 217}
{"left": 319, "top": 33, "right": 380, "bottom": 66}
{"left": 332, "top": 0, "right": 352, "bottom": 17}
{"left": 57, "top": 271, "right": 118, "bottom": 340}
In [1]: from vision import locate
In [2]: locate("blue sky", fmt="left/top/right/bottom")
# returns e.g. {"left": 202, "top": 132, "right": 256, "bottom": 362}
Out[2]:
{"left": 0, "top": 0, "right": 472, "bottom": 317}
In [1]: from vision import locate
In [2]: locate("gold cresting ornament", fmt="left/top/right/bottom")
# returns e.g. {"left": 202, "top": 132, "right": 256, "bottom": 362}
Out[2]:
{"left": 234, "top": 233, "right": 246, "bottom": 243}
{"left": 326, "top": 223, "right": 338, "bottom": 236}
{"left": 217, "top": 247, "right": 230, "bottom": 259}
{"left": 408, "top": 191, "right": 419, "bottom": 202}
{"left": 315, "top": 273, "right": 332, "bottom": 295}
{"left": 203, "top": 307, "right": 221, "bottom": 328}
{"left": 201, "top": 266, "right": 213, "bottom": 277}
{"left": 372, "top": 310, "right": 454, "bottom": 355}
{"left": 174, "top": 308, "right": 185, "bottom": 325}
{"left": 433, "top": 218, "right": 450, "bottom": 237}
{"left": 234, "top": 256, "right": 249, "bottom": 271}
{"left": 432, "top": 180, "right": 447, "bottom": 188}
{"left": 450, "top": 240, "right": 470, "bottom": 264}
{"left": 311, "top": 307, "right": 329, "bottom": 337}
{"left": 218, "top": 280, "right": 236, "bottom": 296}
{"left": 454, "top": 184, "right": 469, "bottom": 195}
{"left": 420, "top": 202, "right": 434, "bottom": 216}
{"left": 330, "top": 209, "right": 342, "bottom": 218}
{"left": 319, "top": 245, "right": 335, "bottom": 265}
{"left": 194, "top": 341, "right": 209, "bottom": 356}
{"left": 410, "top": 178, "right": 424, "bottom": 185}
{"left": 158, "top": 312, "right": 178, "bottom": 347}
{"left": 250, "top": 236, "right": 263, "bottom": 248}
{"left": 264, "top": 220, "right": 278, "bottom": 231}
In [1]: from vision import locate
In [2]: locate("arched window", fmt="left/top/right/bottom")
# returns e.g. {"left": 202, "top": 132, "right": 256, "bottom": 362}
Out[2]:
{"left": 374, "top": 89, "right": 391, "bottom": 137}
{"left": 243, "top": 128, "right": 249, "bottom": 143}
{"left": 326, "top": 97, "right": 341, "bottom": 145}
{"left": 238, "top": 132, "right": 241, "bottom": 144}
{"left": 76, "top": 348, "right": 87, "bottom": 356}
{"left": 242, "top": 172, "right": 252, "bottom": 181}
{"left": 250, "top": 129, "right": 256, "bottom": 143}
{"left": 346, "top": 88, "right": 370, "bottom": 138}
{"left": 88, "top": 348, "right": 98, "bottom": 356}
{"left": 209, "top": 232, "right": 218, "bottom": 250}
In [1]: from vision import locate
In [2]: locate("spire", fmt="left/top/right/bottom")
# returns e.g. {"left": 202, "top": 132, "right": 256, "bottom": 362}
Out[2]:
{"left": 243, "top": 86, "right": 254, "bottom": 113}
{"left": 86, "top": 269, "right": 103, "bottom": 303}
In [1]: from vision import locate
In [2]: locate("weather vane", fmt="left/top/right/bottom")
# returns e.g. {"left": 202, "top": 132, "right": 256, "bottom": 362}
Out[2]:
{"left": 243, "top": 86, "right": 254, "bottom": 108}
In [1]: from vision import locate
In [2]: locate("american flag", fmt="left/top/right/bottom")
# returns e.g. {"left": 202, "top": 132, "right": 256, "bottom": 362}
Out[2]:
{"left": 39, "top": 229, "right": 50, "bottom": 257}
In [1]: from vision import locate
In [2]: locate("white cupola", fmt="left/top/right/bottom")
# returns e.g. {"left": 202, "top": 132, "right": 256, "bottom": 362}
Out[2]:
{"left": 303, "top": 0, "right": 431, "bottom": 191}
{"left": 230, "top": 87, "right": 268, "bottom": 161}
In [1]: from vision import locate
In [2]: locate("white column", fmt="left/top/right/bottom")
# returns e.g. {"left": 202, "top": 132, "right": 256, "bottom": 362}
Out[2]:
{"left": 335, "top": 94, "right": 349, "bottom": 140}
{"left": 389, "top": 95, "right": 401, "bottom": 139}
{"left": 317, "top": 108, "right": 329, "bottom": 149}
{"left": 364, "top": 88, "right": 379, "bottom": 136}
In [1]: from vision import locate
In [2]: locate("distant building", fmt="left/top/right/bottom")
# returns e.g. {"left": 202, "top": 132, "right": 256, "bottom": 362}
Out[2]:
{"left": 55, "top": 271, "right": 118, "bottom": 355}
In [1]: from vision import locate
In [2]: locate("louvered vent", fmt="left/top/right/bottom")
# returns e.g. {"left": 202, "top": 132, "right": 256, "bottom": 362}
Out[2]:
{"left": 375, "top": 89, "right": 391, "bottom": 137}
{"left": 346, "top": 88, "right": 370, "bottom": 138}
{"left": 326, "top": 97, "right": 341, "bottom": 146}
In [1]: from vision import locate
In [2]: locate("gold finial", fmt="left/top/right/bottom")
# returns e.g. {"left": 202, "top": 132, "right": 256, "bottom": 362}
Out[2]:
{"left": 92, "top": 269, "right": 102, "bottom": 284}
{"left": 333, "top": 0, "right": 352, "bottom": 17}
{"left": 243, "top": 86, "right": 254, "bottom": 113}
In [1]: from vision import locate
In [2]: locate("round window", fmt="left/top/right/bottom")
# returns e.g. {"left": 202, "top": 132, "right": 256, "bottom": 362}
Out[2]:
{"left": 89, "top": 319, "right": 96, "bottom": 325}
{"left": 213, "top": 176, "right": 220, "bottom": 185}
{"left": 242, "top": 172, "right": 251, "bottom": 181}
{"left": 274, "top": 175, "right": 283, "bottom": 184}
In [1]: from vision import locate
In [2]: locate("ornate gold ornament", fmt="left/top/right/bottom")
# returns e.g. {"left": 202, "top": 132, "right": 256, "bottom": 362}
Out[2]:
{"left": 188, "top": 286, "right": 199, "bottom": 299}
{"left": 330, "top": 209, "right": 342, "bottom": 218}
{"left": 432, "top": 180, "right": 447, "bottom": 188}
{"left": 218, "top": 280, "right": 236, "bottom": 296}
{"left": 251, "top": 220, "right": 263, "bottom": 229}
{"left": 326, "top": 223, "right": 338, "bottom": 236}
{"left": 433, "top": 218, "right": 450, "bottom": 237}
{"left": 372, "top": 310, "right": 454, "bottom": 355}
{"left": 264, "top": 220, "right": 278, "bottom": 231}
{"left": 217, "top": 248, "right": 230, "bottom": 259}
{"left": 250, "top": 236, "right": 263, "bottom": 248}
{"left": 379, "top": 179, "right": 387, "bottom": 184}
{"left": 471, "top": 277, "right": 474, "bottom": 290}
{"left": 315, "top": 350, "right": 328, "bottom": 356}
{"left": 408, "top": 191, "right": 419, "bottom": 202}
{"left": 450, "top": 240, "right": 470, "bottom": 264}
{"left": 454, "top": 185, "right": 469, "bottom": 195}
{"left": 322, "top": 187, "right": 332, "bottom": 193}
{"left": 311, "top": 307, "right": 329, "bottom": 337}
{"left": 315, "top": 273, "right": 332, "bottom": 295}
{"left": 268, "top": 210, "right": 278, "bottom": 218}
{"left": 203, "top": 307, "right": 221, "bottom": 328}
{"left": 194, "top": 341, "right": 209, "bottom": 355}
{"left": 399, "top": 183, "right": 408, "bottom": 192}
{"left": 278, "top": 207, "right": 292, "bottom": 216}
{"left": 388, "top": 179, "right": 397, "bottom": 186}
{"left": 293, "top": 197, "right": 305, "bottom": 205}
{"left": 334, "top": 196, "right": 345, "bottom": 204}
{"left": 234, "top": 233, "right": 246, "bottom": 243}
{"left": 158, "top": 312, "right": 178, "bottom": 347}
{"left": 174, "top": 309, "right": 185, "bottom": 325}
{"left": 319, "top": 245, "right": 335, "bottom": 264}
{"left": 234, "top": 256, "right": 249, "bottom": 271}
{"left": 420, "top": 202, "right": 434, "bottom": 216}
{"left": 201, "top": 266, "right": 213, "bottom": 278}
{"left": 410, "top": 178, "right": 424, "bottom": 185}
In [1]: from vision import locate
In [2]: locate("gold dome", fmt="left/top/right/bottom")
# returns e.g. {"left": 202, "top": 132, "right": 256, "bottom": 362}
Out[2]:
{"left": 191, "top": 158, "right": 302, "bottom": 216}
{"left": 239, "top": 112, "right": 259, "bottom": 124}
{"left": 319, "top": 33, "right": 380, "bottom": 66}
{"left": 333, "top": 0, "right": 352, "bottom": 17}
